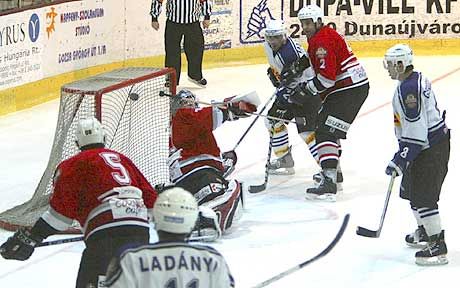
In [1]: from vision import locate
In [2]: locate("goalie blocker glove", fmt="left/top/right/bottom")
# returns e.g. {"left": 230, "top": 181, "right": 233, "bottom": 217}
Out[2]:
{"left": 222, "top": 101, "right": 257, "bottom": 121}
{"left": 0, "top": 228, "right": 45, "bottom": 261}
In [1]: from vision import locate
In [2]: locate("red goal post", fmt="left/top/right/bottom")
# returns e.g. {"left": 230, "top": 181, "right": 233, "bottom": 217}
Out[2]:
{"left": 0, "top": 67, "right": 176, "bottom": 233}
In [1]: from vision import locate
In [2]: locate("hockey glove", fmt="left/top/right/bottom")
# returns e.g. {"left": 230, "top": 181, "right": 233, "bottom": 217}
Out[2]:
{"left": 225, "top": 101, "right": 257, "bottom": 121}
{"left": 280, "top": 55, "right": 311, "bottom": 86}
{"left": 0, "top": 228, "right": 44, "bottom": 261}
{"left": 289, "top": 82, "right": 316, "bottom": 106}
{"left": 385, "top": 154, "right": 408, "bottom": 177}
{"left": 222, "top": 150, "right": 237, "bottom": 166}
{"left": 267, "top": 67, "right": 280, "bottom": 88}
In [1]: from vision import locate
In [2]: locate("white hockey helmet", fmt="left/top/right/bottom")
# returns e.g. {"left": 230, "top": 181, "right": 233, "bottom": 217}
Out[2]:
{"left": 298, "top": 4, "right": 324, "bottom": 23}
{"left": 384, "top": 44, "right": 413, "bottom": 70}
{"left": 153, "top": 187, "right": 199, "bottom": 234}
{"left": 75, "top": 117, "right": 105, "bottom": 148}
{"left": 264, "top": 19, "right": 286, "bottom": 37}
{"left": 264, "top": 19, "right": 287, "bottom": 52}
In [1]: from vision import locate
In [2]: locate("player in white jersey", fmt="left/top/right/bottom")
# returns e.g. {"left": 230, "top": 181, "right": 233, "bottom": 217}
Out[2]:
{"left": 105, "top": 187, "right": 235, "bottom": 287}
{"left": 384, "top": 44, "right": 450, "bottom": 266}
{"left": 263, "top": 19, "right": 323, "bottom": 176}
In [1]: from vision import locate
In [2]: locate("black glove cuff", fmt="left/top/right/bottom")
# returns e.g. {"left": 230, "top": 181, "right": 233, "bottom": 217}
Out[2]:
{"left": 16, "top": 228, "right": 43, "bottom": 248}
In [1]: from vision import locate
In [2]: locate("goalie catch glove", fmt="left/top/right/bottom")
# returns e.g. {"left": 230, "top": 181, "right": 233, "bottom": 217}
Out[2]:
{"left": 267, "top": 67, "right": 281, "bottom": 88}
{"left": 280, "top": 55, "right": 311, "bottom": 87}
{"left": 0, "top": 228, "right": 44, "bottom": 261}
{"left": 222, "top": 101, "right": 257, "bottom": 121}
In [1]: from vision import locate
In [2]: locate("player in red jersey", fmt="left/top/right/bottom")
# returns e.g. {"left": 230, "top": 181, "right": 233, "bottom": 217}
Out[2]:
{"left": 168, "top": 89, "right": 257, "bottom": 240}
{"left": 0, "top": 117, "right": 157, "bottom": 288}
{"left": 281, "top": 4, "right": 369, "bottom": 201}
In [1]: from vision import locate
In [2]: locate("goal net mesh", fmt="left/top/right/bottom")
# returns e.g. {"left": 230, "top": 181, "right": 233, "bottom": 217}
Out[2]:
{"left": 0, "top": 67, "right": 176, "bottom": 232}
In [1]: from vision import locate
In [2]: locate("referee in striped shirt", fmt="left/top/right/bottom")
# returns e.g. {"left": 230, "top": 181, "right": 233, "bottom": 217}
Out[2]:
{"left": 151, "top": 0, "right": 212, "bottom": 87}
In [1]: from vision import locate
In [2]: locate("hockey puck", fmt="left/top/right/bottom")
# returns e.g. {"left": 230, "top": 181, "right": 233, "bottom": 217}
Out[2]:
{"left": 129, "top": 93, "right": 139, "bottom": 101}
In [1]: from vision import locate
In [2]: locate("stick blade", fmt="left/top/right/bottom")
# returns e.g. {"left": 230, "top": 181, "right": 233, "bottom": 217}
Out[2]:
{"left": 248, "top": 183, "right": 266, "bottom": 193}
{"left": 356, "top": 226, "right": 379, "bottom": 238}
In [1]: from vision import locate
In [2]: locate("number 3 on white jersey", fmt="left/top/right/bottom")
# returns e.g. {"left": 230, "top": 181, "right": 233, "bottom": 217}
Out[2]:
{"left": 100, "top": 152, "right": 131, "bottom": 185}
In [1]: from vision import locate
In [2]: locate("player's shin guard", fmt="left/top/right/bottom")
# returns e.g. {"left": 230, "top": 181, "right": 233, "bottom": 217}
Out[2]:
{"left": 201, "top": 179, "right": 242, "bottom": 233}
{"left": 299, "top": 131, "right": 319, "bottom": 163}
{"left": 267, "top": 122, "right": 294, "bottom": 175}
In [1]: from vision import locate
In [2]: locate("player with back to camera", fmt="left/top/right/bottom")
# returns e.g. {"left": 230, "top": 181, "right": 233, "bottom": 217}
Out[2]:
{"left": 0, "top": 117, "right": 157, "bottom": 288}
{"left": 104, "top": 187, "right": 235, "bottom": 287}
{"left": 383, "top": 44, "right": 450, "bottom": 266}
{"left": 168, "top": 89, "right": 257, "bottom": 240}
{"left": 281, "top": 4, "right": 369, "bottom": 201}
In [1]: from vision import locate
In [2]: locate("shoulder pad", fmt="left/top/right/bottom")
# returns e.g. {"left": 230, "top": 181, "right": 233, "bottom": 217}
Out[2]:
{"left": 399, "top": 74, "right": 421, "bottom": 121}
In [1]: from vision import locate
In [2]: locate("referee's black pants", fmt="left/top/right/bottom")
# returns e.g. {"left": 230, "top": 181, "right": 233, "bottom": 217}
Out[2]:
{"left": 164, "top": 20, "right": 204, "bottom": 84}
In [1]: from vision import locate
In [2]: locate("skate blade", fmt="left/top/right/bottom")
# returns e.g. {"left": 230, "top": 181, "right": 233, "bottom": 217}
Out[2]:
{"left": 268, "top": 167, "right": 295, "bottom": 175}
{"left": 406, "top": 242, "right": 428, "bottom": 248}
{"left": 305, "top": 193, "right": 337, "bottom": 202}
{"left": 189, "top": 229, "right": 220, "bottom": 242}
{"left": 313, "top": 180, "right": 343, "bottom": 191}
{"left": 415, "top": 254, "right": 448, "bottom": 266}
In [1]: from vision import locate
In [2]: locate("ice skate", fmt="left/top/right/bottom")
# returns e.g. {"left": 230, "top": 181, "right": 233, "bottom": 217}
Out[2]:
{"left": 306, "top": 169, "right": 337, "bottom": 202}
{"left": 268, "top": 147, "right": 295, "bottom": 175}
{"left": 190, "top": 207, "right": 221, "bottom": 242}
{"left": 313, "top": 170, "right": 343, "bottom": 191}
{"left": 415, "top": 231, "right": 448, "bottom": 266}
{"left": 405, "top": 226, "right": 429, "bottom": 248}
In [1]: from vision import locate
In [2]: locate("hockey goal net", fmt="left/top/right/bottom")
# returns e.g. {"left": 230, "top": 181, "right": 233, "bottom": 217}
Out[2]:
{"left": 0, "top": 67, "right": 176, "bottom": 232}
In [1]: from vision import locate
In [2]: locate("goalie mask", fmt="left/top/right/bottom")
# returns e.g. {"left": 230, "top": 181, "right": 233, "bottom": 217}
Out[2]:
{"left": 170, "top": 89, "right": 198, "bottom": 117}
{"left": 75, "top": 117, "right": 105, "bottom": 149}
{"left": 264, "top": 19, "right": 287, "bottom": 52}
{"left": 383, "top": 44, "right": 414, "bottom": 80}
{"left": 153, "top": 187, "right": 199, "bottom": 234}
{"left": 177, "top": 89, "right": 198, "bottom": 108}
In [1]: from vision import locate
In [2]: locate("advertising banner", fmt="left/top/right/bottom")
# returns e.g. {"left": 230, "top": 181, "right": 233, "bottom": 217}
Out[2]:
{"left": 239, "top": 0, "right": 460, "bottom": 45}
{"left": 0, "top": 0, "right": 124, "bottom": 90}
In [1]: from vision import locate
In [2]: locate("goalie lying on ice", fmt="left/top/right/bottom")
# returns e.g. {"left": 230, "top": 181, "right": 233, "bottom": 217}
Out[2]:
{"left": 167, "top": 89, "right": 258, "bottom": 240}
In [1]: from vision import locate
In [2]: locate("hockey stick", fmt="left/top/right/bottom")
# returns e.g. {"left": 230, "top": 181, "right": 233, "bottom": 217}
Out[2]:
{"left": 248, "top": 128, "right": 273, "bottom": 193}
{"left": 356, "top": 172, "right": 396, "bottom": 238}
{"left": 231, "top": 92, "right": 276, "bottom": 151}
{"left": 36, "top": 231, "right": 218, "bottom": 248}
{"left": 251, "top": 214, "right": 350, "bottom": 288}
{"left": 38, "top": 236, "right": 84, "bottom": 247}
{"left": 159, "top": 91, "right": 296, "bottom": 124}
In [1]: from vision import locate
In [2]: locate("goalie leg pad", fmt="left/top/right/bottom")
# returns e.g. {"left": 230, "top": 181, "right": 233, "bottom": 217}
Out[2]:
{"left": 201, "top": 179, "right": 242, "bottom": 232}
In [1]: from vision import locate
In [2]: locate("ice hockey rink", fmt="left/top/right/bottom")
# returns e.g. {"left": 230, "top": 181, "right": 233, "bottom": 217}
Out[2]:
{"left": 0, "top": 56, "right": 459, "bottom": 288}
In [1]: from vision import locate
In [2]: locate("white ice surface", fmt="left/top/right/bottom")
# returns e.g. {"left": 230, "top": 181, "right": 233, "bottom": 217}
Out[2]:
{"left": 1, "top": 56, "right": 459, "bottom": 288}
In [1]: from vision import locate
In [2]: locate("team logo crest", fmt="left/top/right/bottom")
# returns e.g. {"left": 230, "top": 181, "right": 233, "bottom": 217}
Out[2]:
{"left": 404, "top": 94, "right": 417, "bottom": 109}
{"left": 239, "top": 0, "right": 284, "bottom": 44}
{"left": 315, "top": 47, "right": 327, "bottom": 59}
